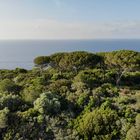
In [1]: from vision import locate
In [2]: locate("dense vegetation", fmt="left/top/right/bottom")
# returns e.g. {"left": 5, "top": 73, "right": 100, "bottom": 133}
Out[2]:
{"left": 0, "top": 50, "right": 140, "bottom": 140}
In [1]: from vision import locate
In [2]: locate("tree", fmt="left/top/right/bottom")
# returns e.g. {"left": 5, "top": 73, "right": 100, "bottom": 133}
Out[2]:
{"left": 0, "top": 79, "right": 20, "bottom": 94}
{"left": 126, "top": 114, "right": 140, "bottom": 140}
{"left": 14, "top": 68, "right": 27, "bottom": 74}
{"left": 22, "top": 84, "right": 43, "bottom": 103}
{"left": 50, "top": 51, "right": 102, "bottom": 72}
{"left": 48, "top": 79, "right": 71, "bottom": 94}
{"left": 94, "top": 83, "right": 119, "bottom": 98}
{"left": 74, "top": 108, "right": 120, "bottom": 140}
{"left": 34, "top": 56, "right": 51, "bottom": 70}
{"left": 104, "top": 50, "right": 140, "bottom": 86}
{"left": 0, "top": 107, "right": 9, "bottom": 129}
{"left": 0, "top": 94, "right": 23, "bottom": 111}
{"left": 74, "top": 69, "right": 105, "bottom": 88}
{"left": 34, "top": 92, "right": 61, "bottom": 115}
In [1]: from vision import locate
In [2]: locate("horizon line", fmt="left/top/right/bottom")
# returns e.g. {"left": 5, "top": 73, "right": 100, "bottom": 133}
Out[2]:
{"left": 1, "top": 38, "right": 140, "bottom": 41}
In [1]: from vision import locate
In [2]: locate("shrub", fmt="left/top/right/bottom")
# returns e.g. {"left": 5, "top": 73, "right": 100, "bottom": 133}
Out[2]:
{"left": 0, "top": 107, "right": 9, "bottom": 129}
{"left": 0, "top": 79, "right": 21, "bottom": 94}
{"left": 34, "top": 92, "right": 61, "bottom": 115}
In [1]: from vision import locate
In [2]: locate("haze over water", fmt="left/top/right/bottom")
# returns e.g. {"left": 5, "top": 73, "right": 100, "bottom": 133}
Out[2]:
{"left": 0, "top": 39, "right": 139, "bottom": 69}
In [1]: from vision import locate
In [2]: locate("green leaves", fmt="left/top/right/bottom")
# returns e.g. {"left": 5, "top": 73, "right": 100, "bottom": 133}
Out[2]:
{"left": 0, "top": 107, "right": 9, "bottom": 129}
{"left": 0, "top": 94, "right": 23, "bottom": 111}
{"left": 126, "top": 114, "right": 140, "bottom": 140}
{"left": 35, "top": 51, "right": 102, "bottom": 72}
{"left": 0, "top": 50, "right": 139, "bottom": 139}
{"left": 34, "top": 92, "right": 61, "bottom": 115}
{"left": 104, "top": 50, "right": 140, "bottom": 70}
{"left": 34, "top": 56, "right": 51, "bottom": 70}
{"left": 74, "top": 108, "right": 120, "bottom": 139}
{"left": 102, "top": 50, "right": 140, "bottom": 86}
{"left": 0, "top": 79, "right": 21, "bottom": 94}
{"left": 34, "top": 56, "right": 50, "bottom": 65}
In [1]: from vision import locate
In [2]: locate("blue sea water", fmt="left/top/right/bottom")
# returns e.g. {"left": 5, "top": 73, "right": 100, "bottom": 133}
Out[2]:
{"left": 0, "top": 39, "right": 139, "bottom": 69}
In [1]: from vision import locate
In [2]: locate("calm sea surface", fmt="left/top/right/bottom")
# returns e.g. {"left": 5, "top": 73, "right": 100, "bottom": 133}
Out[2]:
{"left": 0, "top": 39, "right": 139, "bottom": 69}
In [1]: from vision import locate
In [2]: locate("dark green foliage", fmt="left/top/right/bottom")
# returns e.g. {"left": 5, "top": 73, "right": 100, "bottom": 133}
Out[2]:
{"left": 122, "top": 71, "right": 140, "bottom": 86}
{"left": 0, "top": 79, "right": 21, "bottom": 94}
{"left": 74, "top": 108, "right": 120, "bottom": 140}
{"left": 103, "top": 50, "right": 140, "bottom": 86}
{"left": 34, "top": 92, "right": 61, "bottom": 115}
{"left": 50, "top": 51, "right": 102, "bottom": 71}
{"left": 48, "top": 79, "right": 71, "bottom": 95}
{"left": 14, "top": 68, "right": 27, "bottom": 74}
{"left": 94, "top": 83, "right": 119, "bottom": 98}
{"left": 74, "top": 69, "right": 104, "bottom": 88}
{"left": 34, "top": 56, "right": 50, "bottom": 65}
{"left": 104, "top": 50, "right": 140, "bottom": 70}
{"left": 0, "top": 108, "right": 9, "bottom": 129}
{"left": 34, "top": 56, "right": 51, "bottom": 69}
{"left": 0, "top": 50, "right": 139, "bottom": 140}
{"left": 0, "top": 94, "right": 23, "bottom": 111}
{"left": 126, "top": 114, "right": 140, "bottom": 140}
{"left": 22, "top": 84, "right": 43, "bottom": 103}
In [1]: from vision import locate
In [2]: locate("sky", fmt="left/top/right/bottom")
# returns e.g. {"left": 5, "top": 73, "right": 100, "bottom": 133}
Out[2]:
{"left": 0, "top": 0, "right": 140, "bottom": 40}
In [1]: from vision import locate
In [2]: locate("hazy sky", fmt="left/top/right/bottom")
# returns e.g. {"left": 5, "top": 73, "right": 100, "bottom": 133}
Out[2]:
{"left": 0, "top": 0, "right": 140, "bottom": 39}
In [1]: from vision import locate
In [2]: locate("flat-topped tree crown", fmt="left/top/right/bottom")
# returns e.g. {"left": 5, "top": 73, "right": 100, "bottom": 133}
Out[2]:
{"left": 104, "top": 50, "right": 140, "bottom": 70}
{"left": 103, "top": 50, "right": 140, "bottom": 86}
{"left": 34, "top": 56, "right": 50, "bottom": 69}
{"left": 34, "top": 51, "right": 103, "bottom": 72}
{"left": 50, "top": 51, "right": 103, "bottom": 71}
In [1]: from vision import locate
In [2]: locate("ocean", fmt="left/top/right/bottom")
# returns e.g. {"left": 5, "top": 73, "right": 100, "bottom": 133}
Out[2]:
{"left": 0, "top": 39, "right": 140, "bottom": 69}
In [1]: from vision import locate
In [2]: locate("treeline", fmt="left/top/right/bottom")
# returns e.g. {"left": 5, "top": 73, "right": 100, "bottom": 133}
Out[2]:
{"left": 0, "top": 50, "right": 139, "bottom": 140}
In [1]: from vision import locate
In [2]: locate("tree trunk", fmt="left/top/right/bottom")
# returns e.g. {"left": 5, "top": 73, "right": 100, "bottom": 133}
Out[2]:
{"left": 116, "top": 70, "right": 126, "bottom": 87}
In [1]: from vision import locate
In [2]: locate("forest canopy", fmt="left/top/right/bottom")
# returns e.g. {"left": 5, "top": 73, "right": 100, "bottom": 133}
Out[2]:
{"left": 0, "top": 50, "right": 139, "bottom": 140}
